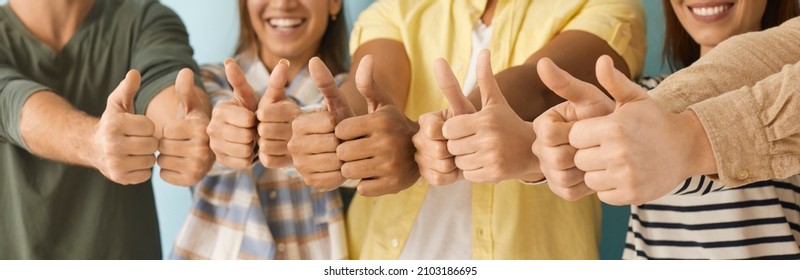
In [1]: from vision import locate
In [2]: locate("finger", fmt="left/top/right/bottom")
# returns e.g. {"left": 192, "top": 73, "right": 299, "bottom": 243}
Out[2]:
{"left": 573, "top": 146, "right": 608, "bottom": 172}
{"left": 550, "top": 182, "right": 596, "bottom": 202}
{"left": 532, "top": 113, "right": 572, "bottom": 146}
{"left": 355, "top": 55, "right": 394, "bottom": 113}
{"left": 536, "top": 144, "right": 578, "bottom": 171}
{"left": 118, "top": 136, "right": 159, "bottom": 156}
{"left": 433, "top": 58, "right": 475, "bottom": 116}
{"left": 292, "top": 111, "right": 336, "bottom": 135}
{"left": 258, "top": 122, "right": 292, "bottom": 141}
{"left": 175, "top": 68, "right": 200, "bottom": 119}
{"left": 208, "top": 123, "right": 257, "bottom": 144}
{"left": 119, "top": 169, "right": 153, "bottom": 185}
{"left": 309, "top": 57, "right": 352, "bottom": 122}
{"left": 584, "top": 170, "right": 617, "bottom": 192}
{"left": 453, "top": 153, "right": 482, "bottom": 172}
{"left": 446, "top": 137, "right": 478, "bottom": 157}
{"left": 543, "top": 167, "right": 585, "bottom": 189}
{"left": 288, "top": 133, "right": 339, "bottom": 155}
{"left": 224, "top": 58, "right": 259, "bottom": 111}
{"left": 336, "top": 137, "right": 376, "bottom": 162}
{"left": 341, "top": 159, "right": 379, "bottom": 180}
{"left": 212, "top": 103, "right": 257, "bottom": 128}
{"left": 568, "top": 116, "right": 610, "bottom": 149}
{"left": 256, "top": 102, "right": 301, "bottom": 123}
{"left": 298, "top": 153, "right": 343, "bottom": 173}
{"left": 209, "top": 140, "right": 254, "bottom": 159}
{"left": 303, "top": 171, "right": 346, "bottom": 191}
{"left": 419, "top": 167, "right": 461, "bottom": 186}
{"left": 357, "top": 178, "right": 401, "bottom": 197}
{"left": 118, "top": 114, "right": 156, "bottom": 137}
{"left": 121, "top": 154, "right": 158, "bottom": 172}
{"left": 414, "top": 137, "right": 451, "bottom": 160}
{"left": 462, "top": 168, "right": 496, "bottom": 184}
{"left": 597, "top": 189, "right": 630, "bottom": 206}
{"left": 441, "top": 114, "right": 477, "bottom": 140}
{"left": 414, "top": 152, "right": 457, "bottom": 174}
{"left": 162, "top": 118, "right": 207, "bottom": 140}
{"left": 215, "top": 154, "right": 254, "bottom": 170}
{"left": 258, "top": 139, "right": 289, "bottom": 156}
{"left": 261, "top": 58, "right": 290, "bottom": 104}
{"left": 418, "top": 113, "right": 447, "bottom": 141}
{"left": 106, "top": 70, "right": 142, "bottom": 114}
{"left": 333, "top": 115, "right": 371, "bottom": 141}
{"left": 595, "top": 55, "right": 648, "bottom": 106}
{"left": 476, "top": 49, "right": 507, "bottom": 108}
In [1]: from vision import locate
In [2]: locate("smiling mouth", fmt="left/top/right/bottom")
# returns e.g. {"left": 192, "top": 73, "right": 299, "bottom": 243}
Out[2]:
{"left": 689, "top": 3, "right": 734, "bottom": 17}
{"left": 267, "top": 18, "right": 305, "bottom": 29}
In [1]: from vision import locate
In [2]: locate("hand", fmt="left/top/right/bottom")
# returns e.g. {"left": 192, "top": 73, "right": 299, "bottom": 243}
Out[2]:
{"left": 439, "top": 50, "right": 541, "bottom": 183}
{"left": 288, "top": 57, "right": 354, "bottom": 191}
{"left": 158, "top": 69, "right": 213, "bottom": 186}
{"left": 335, "top": 55, "right": 420, "bottom": 196}
{"left": 531, "top": 56, "right": 615, "bottom": 200}
{"left": 256, "top": 59, "right": 302, "bottom": 168}
{"left": 569, "top": 55, "right": 710, "bottom": 205}
{"left": 207, "top": 58, "right": 259, "bottom": 170}
{"left": 412, "top": 58, "right": 476, "bottom": 186}
{"left": 92, "top": 70, "right": 158, "bottom": 185}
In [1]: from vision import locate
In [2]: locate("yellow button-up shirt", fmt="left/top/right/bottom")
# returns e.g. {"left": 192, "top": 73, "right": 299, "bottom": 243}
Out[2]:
{"left": 347, "top": 0, "right": 646, "bottom": 259}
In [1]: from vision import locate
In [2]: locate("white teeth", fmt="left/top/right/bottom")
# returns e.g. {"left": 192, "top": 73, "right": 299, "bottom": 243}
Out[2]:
{"left": 691, "top": 5, "right": 729, "bottom": 17}
{"left": 269, "top": 18, "right": 303, "bottom": 28}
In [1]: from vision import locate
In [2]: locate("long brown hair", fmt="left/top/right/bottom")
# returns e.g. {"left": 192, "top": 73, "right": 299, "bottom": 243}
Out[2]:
{"left": 234, "top": 0, "right": 348, "bottom": 74}
{"left": 662, "top": 0, "right": 799, "bottom": 71}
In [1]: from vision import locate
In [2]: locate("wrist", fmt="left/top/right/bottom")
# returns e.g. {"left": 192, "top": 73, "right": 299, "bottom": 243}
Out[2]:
{"left": 680, "top": 109, "right": 717, "bottom": 176}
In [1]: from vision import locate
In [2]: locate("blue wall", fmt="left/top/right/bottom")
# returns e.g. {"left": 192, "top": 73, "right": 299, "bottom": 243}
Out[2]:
{"left": 0, "top": 0, "right": 668, "bottom": 259}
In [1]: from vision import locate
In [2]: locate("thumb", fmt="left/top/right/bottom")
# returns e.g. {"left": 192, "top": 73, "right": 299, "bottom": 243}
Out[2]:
{"left": 260, "top": 58, "right": 290, "bottom": 106}
{"left": 224, "top": 58, "right": 259, "bottom": 111}
{"left": 106, "top": 69, "right": 142, "bottom": 114}
{"left": 433, "top": 58, "right": 475, "bottom": 117}
{"left": 175, "top": 68, "right": 200, "bottom": 119}
{"left": 537, "top": 57, "right": 610, "bottom": 108}
{"left": 309, "top": 56, "right": 353, "bottom": 121}
{"left": 595, "top": 55, "right": 647, "bottom": 106}
{"left": 355, "top": 55, "right": 394, "bottom": 113}
{"left": 475, "top": 49, "right": 507, "bottom": 109}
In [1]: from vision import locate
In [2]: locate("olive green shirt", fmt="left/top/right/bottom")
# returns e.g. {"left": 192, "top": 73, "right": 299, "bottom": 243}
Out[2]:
{"left": 0, "top": 0, "right": 200, "bottom": 259}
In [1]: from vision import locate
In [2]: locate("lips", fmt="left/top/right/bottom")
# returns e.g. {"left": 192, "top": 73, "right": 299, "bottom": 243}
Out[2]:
{"left": 267, "top": 18, "right": 305, "bottom": 29}
{"left": 687, "top": 2, "right": 734, "bottom": 22}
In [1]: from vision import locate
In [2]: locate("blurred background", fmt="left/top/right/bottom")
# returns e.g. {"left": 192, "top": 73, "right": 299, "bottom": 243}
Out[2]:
{"left": 0, "top": 0, "right": 672, "bottom": 259}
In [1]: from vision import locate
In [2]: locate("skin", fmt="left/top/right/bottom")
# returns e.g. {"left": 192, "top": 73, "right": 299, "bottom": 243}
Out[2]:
{"left": 532, "top": 0, "right": 767, "bottom": 204}
{"left": 293, "top": 0, "right": 632, "bottom": 195}
{"left": 14, "top": 0, "right": 212, "bottom": 186}
{"left": 206, "top": 0, "right": 341, "bottom": 170}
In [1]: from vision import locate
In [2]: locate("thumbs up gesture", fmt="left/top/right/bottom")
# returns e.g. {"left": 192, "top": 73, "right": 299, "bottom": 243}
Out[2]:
{"left": 334, "top": 55, "right": 420, "bottom": 196}
{"left": 531, "top": 56, "right": 616, "bottom": 200}
{"left": 287, "top": 57, "right": 354, "bottom": 191}
{"left": 158, "top": 69, "right": 213, "bottom": 186}
{"left": 437, "top": 50, "right": 542, "bottom": 183}
{"left": 92, "top": 70, "right": 159, "bottom": 184}
{"left": 256, "top": 59, "right": 302, "bottom": 168}
{"left": 563, "top": 55, "right": 709, "bottom": 205}
{"left": 206, "top": 59, "right": 260, "bottom": 170}
{"left": 412, "top": 59, "right": 476, "bottom": 186}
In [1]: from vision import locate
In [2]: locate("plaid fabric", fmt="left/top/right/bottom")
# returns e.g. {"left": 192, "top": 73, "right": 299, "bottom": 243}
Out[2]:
{"left": 170, "top": 57, "right": 348, "bottom": 260}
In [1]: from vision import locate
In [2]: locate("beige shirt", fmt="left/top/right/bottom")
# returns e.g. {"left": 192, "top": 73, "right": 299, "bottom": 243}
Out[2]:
{"left": 650, "top": 17, "right": 800, "bottom": 187}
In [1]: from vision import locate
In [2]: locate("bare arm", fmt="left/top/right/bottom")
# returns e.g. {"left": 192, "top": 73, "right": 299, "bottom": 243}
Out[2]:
{"left": 467, "top": 30, "right": 630, "bottom": 121}
{"left": 339, "top": 39, "right": 411, "bottom": 116}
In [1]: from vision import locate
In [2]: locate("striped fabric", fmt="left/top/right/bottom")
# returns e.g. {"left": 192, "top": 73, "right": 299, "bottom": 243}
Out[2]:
{"left": 623, "top": 77, "right": 800, "bottom": 259}
{"left": 169, "top": 57, "right": 349, "bottom": 260}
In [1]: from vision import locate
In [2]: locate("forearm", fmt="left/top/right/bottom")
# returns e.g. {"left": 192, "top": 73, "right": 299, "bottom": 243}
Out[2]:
{"left": 19, "top": 91, "right": 99, "bottom": 167}
{"left": 342, "top": 39, "right": 411, "bottom": 116}
{"left": 468, "top": 30, "right": 630, "bottom": 121}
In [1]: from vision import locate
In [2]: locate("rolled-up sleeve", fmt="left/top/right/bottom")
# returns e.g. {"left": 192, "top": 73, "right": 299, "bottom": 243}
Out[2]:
{"left": 562, "top": 0, "right": 646, "bottom": 78}
{"left": 348, "top": 0, "right": 403, "bottom": 56}
{"left": 131, "top": 2, "right": 201, "bottom": 115}
{"left": 0, "top": 65, "right": 52, "bottom": 150}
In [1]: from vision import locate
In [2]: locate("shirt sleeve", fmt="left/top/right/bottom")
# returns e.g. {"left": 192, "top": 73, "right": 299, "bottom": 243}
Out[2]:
{"left": 688, "top": 60, "right": 800, "bottom": 186}
{"left": 650, "top": 17, "right": 800, "bottom": 114}
{"left": 562, "top": 0, "right": 646, "bottom": 78}
{"left": 131, "top": 2, "right": 202, "bottom": 115}
{"left": 348, "top": 0, "right": 403, "bottom": 56}
{"left": 0, "top": 65, "right": 52, "bottom": 149}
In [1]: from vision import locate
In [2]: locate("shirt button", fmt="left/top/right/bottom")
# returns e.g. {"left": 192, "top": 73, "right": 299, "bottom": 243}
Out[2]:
{"left": 390, "top": 238, "right": 399, "bottom": 248}
{"left": 269, "top": 191, "right": 277, "bottom": 199}
{"left": 736, "top": 170, "right": 749, "bottom": 180}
